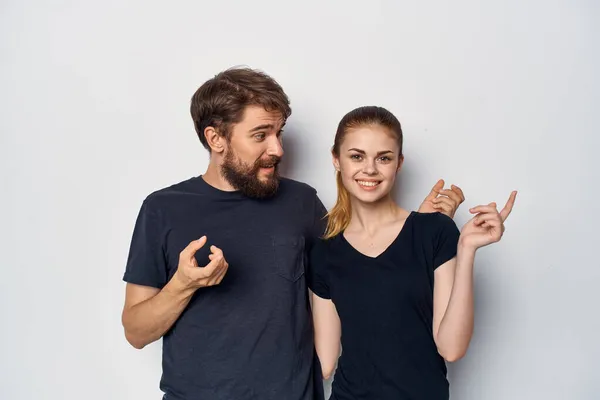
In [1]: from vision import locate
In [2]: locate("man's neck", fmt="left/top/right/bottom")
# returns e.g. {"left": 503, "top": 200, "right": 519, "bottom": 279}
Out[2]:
{"left": 202, "top": 162, "right": 237, "bottom": 192}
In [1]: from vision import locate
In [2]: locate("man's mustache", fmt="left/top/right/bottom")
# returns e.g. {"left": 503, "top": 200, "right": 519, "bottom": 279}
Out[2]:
{"left": 256, "top": 156, "right": 281, "bottom": 168}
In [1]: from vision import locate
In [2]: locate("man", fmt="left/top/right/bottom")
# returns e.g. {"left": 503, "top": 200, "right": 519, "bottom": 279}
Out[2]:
{"left": 121, "top": 67, "right": 464, "bottom": 400}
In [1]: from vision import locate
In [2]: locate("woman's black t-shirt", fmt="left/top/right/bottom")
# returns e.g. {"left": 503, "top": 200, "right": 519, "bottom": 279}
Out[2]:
{"left": 308, "top": 211, "right": 460, "bottom": 400}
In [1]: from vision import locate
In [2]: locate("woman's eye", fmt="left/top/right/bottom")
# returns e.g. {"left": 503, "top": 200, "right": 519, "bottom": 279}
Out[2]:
{"left": 378, "top": 156, "right": 391, "bottom": 162}
{"left": 350, "top": 154, "right": 362, "bottom": 161}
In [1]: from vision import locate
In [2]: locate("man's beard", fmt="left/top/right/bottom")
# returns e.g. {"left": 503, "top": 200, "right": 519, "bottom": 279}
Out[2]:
{"left": 221, "top": 150, "right": 281, "bottom": 199}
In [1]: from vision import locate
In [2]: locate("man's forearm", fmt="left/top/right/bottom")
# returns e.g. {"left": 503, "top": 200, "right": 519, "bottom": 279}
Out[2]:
{"left": 123, "top": 277, "right": 196, "bottom": 349}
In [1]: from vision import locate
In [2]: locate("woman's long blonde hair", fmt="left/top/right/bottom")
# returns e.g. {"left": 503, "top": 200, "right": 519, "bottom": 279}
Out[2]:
{"left": 323, "top": 106, "right": 404, "bottom": 239}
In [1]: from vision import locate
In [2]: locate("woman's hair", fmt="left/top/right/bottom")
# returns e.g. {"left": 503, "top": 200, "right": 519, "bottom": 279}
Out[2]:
{"left": 323, "top": 106, "right": 403, "bottom": 239}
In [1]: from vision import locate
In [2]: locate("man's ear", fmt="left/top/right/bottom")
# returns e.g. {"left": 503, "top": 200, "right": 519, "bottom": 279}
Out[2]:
{"left": 204, "top": 126, "right": 226, "bottom": 154}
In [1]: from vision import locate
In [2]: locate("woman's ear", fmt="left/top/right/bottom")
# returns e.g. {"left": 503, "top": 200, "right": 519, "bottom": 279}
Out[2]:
{"left": 396, "top": 155, "right": 405, "bottom": 173}
{"left": 332, "top": 152, "right": 341, "bottom": 172}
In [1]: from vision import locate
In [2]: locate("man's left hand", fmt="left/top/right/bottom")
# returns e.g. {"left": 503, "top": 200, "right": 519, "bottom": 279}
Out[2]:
{"left": 418, "top": 179, "right": 465, "bottom": 218}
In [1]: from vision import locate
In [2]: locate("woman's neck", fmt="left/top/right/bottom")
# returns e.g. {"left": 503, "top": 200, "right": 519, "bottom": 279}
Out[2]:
{"left": 347, "top": 195, "right": 407, "bottom": 236}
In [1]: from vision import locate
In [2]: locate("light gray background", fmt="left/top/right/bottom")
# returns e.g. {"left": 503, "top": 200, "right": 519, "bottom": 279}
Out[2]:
{"left": 1, "top": 0, "right": 598, "bottom": 399}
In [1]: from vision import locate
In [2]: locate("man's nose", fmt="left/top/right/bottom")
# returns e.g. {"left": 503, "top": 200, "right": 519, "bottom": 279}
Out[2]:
{"left": 266, "top": 137, "right": 284, "bottom": 158}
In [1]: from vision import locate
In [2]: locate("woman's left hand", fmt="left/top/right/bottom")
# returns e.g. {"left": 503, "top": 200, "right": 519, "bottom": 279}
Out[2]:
{"left": 459, "top": 191, "right": 517, "bottom": 250}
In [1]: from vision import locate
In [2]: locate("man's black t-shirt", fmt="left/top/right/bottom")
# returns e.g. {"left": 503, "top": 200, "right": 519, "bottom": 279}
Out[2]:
{"left": 308, "top": 211, "right": 460, "bottom": 400}
{"left": 123, "top": 176, "right": 327, "bottom": 400}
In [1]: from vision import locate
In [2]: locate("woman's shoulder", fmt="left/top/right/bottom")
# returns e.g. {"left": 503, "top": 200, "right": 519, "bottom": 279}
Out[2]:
{"left": 410, "top": 211, "right": 459, "bottom": 233}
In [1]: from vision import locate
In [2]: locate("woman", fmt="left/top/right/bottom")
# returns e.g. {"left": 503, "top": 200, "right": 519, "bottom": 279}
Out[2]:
{"left": 308, "top": 106, "right": 517, "bottom": 399}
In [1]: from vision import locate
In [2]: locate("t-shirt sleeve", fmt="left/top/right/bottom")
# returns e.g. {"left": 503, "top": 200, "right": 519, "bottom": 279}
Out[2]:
{"left": 122, "top": 200, "right": 169, "bottom": 288}
{"left": 307, "top": 240, "right": 331, "bottom": 299}
{"left": 307, "top": 191, "right": 328, "bottom": 250}
{"left": 433, "top": 213, "right": 461, "bottom": 269}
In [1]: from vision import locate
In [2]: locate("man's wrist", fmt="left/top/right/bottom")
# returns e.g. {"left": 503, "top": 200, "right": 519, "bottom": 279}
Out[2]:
{"left": 165, "top": 272, "right": 197, "bottom": 299}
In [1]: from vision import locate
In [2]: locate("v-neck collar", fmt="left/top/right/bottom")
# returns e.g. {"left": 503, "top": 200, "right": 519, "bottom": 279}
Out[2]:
{"left": 339, "top": 211, "right": 415, "bottom": 260}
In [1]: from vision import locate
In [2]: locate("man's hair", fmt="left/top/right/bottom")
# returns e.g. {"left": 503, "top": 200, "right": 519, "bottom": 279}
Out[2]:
{"left": 190, "top": 66, "right": 292, "bottom": 150}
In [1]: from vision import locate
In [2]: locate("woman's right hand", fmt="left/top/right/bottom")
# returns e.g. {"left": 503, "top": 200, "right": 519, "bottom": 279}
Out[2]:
{"left": 459, "top": 191, "right": 517, "bottom": 250}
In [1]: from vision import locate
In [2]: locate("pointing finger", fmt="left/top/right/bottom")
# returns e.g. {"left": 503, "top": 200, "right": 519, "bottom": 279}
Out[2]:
{"left": 500, "top": 191, "right": 518, "bottom": 221}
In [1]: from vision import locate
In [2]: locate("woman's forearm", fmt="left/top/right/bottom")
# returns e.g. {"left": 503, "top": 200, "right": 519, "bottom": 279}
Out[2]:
{"left": 436, "top": 243, "right": 476, "bottom": 361}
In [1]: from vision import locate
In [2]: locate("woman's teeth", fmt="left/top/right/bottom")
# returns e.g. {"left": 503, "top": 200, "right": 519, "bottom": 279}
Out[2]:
{"left": 357, "top": 180, "right": 380, "bottom": 187}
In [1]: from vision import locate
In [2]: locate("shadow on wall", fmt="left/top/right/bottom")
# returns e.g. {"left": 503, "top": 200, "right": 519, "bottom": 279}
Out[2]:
{"left": 446, "top": 258, "right": 501, "bottom": 399}
{"left": 278, "top": 126, "right": 302, "bottom": 179}
{"left": 390, "top": 156, "right": 434, "bottom": 212}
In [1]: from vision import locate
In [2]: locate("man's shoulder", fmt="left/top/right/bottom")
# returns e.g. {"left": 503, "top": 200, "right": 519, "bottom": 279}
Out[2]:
{"left": 141, "top": 176, "right": 202, "bottom": 211}
{"left": 279, "top": 177, "right": 317, "bottom": 197}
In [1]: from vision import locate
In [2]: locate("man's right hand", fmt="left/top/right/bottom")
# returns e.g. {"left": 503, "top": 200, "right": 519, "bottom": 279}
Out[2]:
{"left": 122, "top": 236, "right": 228, "bottom": 349}
{"left": 173, "top": 236, "right": 229, "bottom": 291}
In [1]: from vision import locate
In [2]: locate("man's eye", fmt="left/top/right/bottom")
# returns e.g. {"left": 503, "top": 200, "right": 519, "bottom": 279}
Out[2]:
{"left": 254, "top": 133, "right": 266, "bottom": 141}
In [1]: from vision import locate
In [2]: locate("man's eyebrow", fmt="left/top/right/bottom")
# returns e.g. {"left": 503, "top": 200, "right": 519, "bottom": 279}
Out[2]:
{"left": 249, "top": 124, "right": 276, "bottom": 132}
